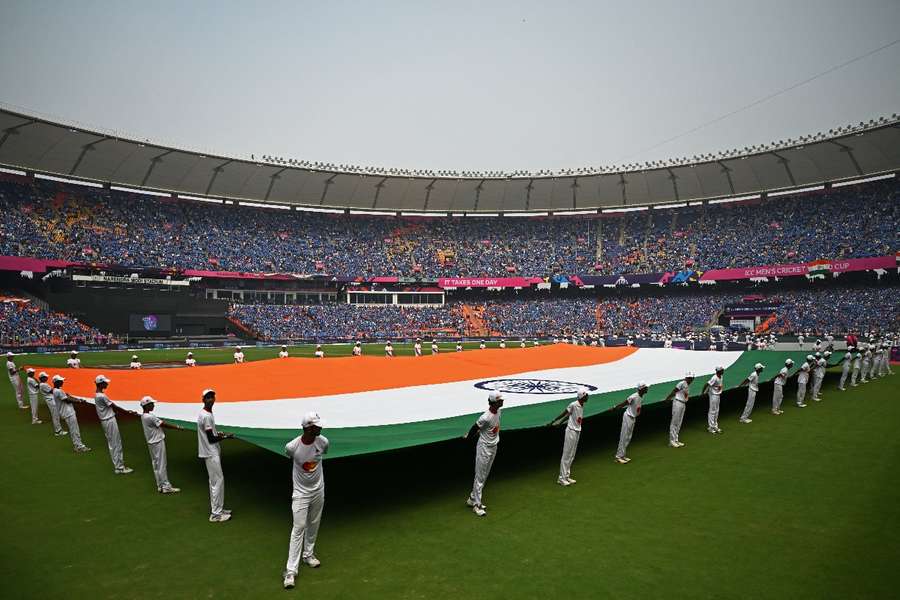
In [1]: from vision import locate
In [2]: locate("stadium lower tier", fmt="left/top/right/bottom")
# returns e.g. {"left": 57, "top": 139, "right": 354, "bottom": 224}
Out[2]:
{"left": 42, "top": 345, "right": 843, "bottom": 458}
{"left": 228, "top": 285, "right": 899, "bottom": 339}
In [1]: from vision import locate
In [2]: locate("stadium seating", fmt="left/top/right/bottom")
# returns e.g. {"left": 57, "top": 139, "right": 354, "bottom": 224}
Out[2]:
{"left": 0, "top": 176, "right": 897, "bottom": 278}
{"left": 0, "top": 294, "right": 109, "bottom": 347}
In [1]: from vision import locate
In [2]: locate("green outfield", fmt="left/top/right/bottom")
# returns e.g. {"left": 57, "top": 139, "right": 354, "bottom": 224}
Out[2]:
{"left": 1, "top": 346, "right": 898, "bottom": 599}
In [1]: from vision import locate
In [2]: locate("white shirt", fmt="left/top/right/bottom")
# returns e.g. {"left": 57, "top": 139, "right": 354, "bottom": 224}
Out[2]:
{"left": 285, "top": 434, "right": 329, "bottom": 497}
{"left": 279, "top": 350, "right": 289, "bottom": 358}
{"left": 5, "top": 360, "right": 16, "bottom": 379}
{"left": 234, "top": 351, "right": 244, "bottom": 363}
{"left": 130, "top": 361, "right": 142, "bottom": 369}
{"left": 520, "top": 341, "right": 526, "bottom": 348}
{"left": 816, "top": 358, "right": 827, "bottom": 375}
{"left": 186, "top": 357, "right": 197, "bottom": 366}
{"left": 841, "top": 353, "right": 852, "bottom": 369}
{"left": 352, "top": 346, "right": 362, "bottom": 356}
{"left": 27, "top": 377, "right": 39, "bottom": 397}
{"left": 748, "top": 371, "right": 759, "bottom": 392}
{"left": 476, "top": 409, "right": 501, "bottom": 446}
{"left": 674, "top": 380, "right": 690, "bottom": 403}
{"left": 707, "top": 374, "right": 723, "bottom": 397}
{"left": 499, "top": 341, "right": 506, "bottom": 349}
{"left": 456, "top": 344, "right": 463, "bottom": 352}
{"left": 664, "top": 339, "right": 673, "bottom": 349}
{"left": 141, "top": 412, "right": 165, "bottom": 445}
{"left": 797, "top": 365, "right": 810, "bottom": 383}
{"left": 566, "top": 400, "right": 584, "bottom": 432}
{"left": 197, "top": 409, "right": 220, "bottom": 458}
{"left": 414, "top": 343, "right": 422, "bottom": 355}
{"left": 66, "top": 358, "right": 81, "bottom": 368}
{"left": 431, "top": 343, "right": 439, "bottom": 353}
{"left": 774, "top": 367, "right": 788, "bottom": 386}
{"left": 384, "top": 345, "right": 393, "bottom": 356}
{"left": 625, "top": 392, "right": 642, "bottom": 418}
{"left": 533, "top": 340, "right": 540, "bottom": 346}
{"left": 39, "top": 381, "right": 53, "bottom": 402}
{"left": 94, "top": 392, "right": 116, "bottom": 421}
{"left": 314, "top": 350, "right": 325, "bottom": 358}
{"left": 479, "top": 343, "right": 486, "bottom": 349}
{"left": 54, "top": 387, "right": 74, "bottom": 418}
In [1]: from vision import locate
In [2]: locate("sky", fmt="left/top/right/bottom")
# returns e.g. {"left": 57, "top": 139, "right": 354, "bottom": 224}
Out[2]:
{"left": 1, "top": 0, "right": 899, "bottom": 172}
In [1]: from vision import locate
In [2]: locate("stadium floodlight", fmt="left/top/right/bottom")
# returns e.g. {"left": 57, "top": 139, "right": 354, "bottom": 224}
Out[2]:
{"left": 708, "top": 194, "right": 760, "bottom": 204}
{"left": 178, "top": 194, "right": 224, "bottom": 204}
{"left": 769, "top": 185, "right": 824, "bottom": 197}
{"left": 0, "top": 166, "right": 27, "bottom": 176}
{"left": 349, "top": 209, "right": 397, "bottom": 216}
{"left": 295, "top": 205, "right": 344, "bottom": 214}
{"left": 603, "top": 206, "right": 649, "bottom": 213}
{"left": 111, "top": 185, "right": 170, "bottom": 197}
{"left": 832, "top": 173, "right": 896, "bottom": 187}
{"left": 35, "top": 173, "right": 103, "bottom": 188}
{"left": 239, "top": 201, "right": 291, "bottom": 210}
{"left": 652, "top": 202, "right": 687, "bottom": 209}
{"left": 505, "top": 212, "right": 548, "bottom": 217}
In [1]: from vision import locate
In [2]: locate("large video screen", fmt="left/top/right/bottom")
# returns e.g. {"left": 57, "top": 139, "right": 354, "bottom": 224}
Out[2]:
{"left": 129, "top": 313, "right": 172, "bottom": 333}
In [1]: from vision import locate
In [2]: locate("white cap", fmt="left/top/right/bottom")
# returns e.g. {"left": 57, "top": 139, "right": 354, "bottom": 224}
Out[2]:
{"left": 38, "top": 371, "right": 48, "bottom": 378}
{"left": 52, "top": 374, "right": 65, "bottom": 382}
{"left": 355, "top": 341, "right": 361, "bottom": 345}
{"left": 488, "top": 391, "right": 504, "bottom": 403}
{"left": 754, "top": 363, "right": 765, "bottom": 369}
{"left": 785, "top": 359, "right": 794, "bottom": 365}
{"left": 26, "top": 367, "right": 35, "bottom": 374}
{"left": 806, "top": 355, "right": 814, "bottom": 361}
{"left": 140, "top": 396, "right": 155, "bottom": 406}
{"left": 6, "top": 351, "right": 13, "bottom": 357}
{"left": 576, "top": 388, "right": 589, "bottom": 399}
{"left": 202, "top": 388, "right": 215, "bottom": 398}
{"left": 95, "top": 374, "right": 110, "bottom": 384}
{"left": 188, "top": 352, "right": 193, "bottom": 356}
{"left": 71, "top": 350, "right": 78, "bottom": 355}
{"left": 715, "top": 365, "right": 725, "bottom": 372}
{"left": 316, "top": 344, "right": 322, "bottom": 348}
{"left": 131, "top": 355, "right": 138, "bottom": 360}
{"left": 801, "top": 363, "right": 810, "bottom": 370}
{"left": 301, "top": 411, "right": 323, "bottom": 428}
{"left": 685, "top": 371, "right": 695, "bottom": 378}
{"left": 236, "top": 346, "right": 242, "bottom": 350}
{"left": 282, "top": 345, "right": 287, "bottom": 349}
{"left": 637, "top": 381, "right": 648, "bottom": 390}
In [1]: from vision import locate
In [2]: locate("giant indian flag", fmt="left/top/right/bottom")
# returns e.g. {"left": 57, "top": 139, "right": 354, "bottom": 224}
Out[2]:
{"left": 43, "top": 346, "right": 835, "bottom": 458}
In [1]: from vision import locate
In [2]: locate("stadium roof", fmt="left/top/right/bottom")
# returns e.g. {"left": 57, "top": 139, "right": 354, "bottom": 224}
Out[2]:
{"left": 1, "top": 106, "right": 898, "bottom": 214}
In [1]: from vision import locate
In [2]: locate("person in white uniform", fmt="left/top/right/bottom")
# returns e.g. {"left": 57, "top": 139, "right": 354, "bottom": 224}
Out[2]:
{"left": 498, "top": 339, "right": 506, "bottom": 349}
{"left": 5, "top": 352, "right": 25, "bottom": 409}
{"left": 129, "top": 355, "right": 142, "bottom": 369}
{"left": 771, "top": 359, "right": 793, "bottom": 415}
{"left": 38, "top": 372, "right": 66, "bottom": 435}
{"left": 456, "top": 342, "right": 463, "bottom": 352}
{"left": 233, "top": 347, "right": 245, "bottom": 364}
{"left": 533, "top": 339, "right": 540, "bottom": 347}
{"left": 25, "top": 368, "right": 42, "bottom": 424}
{"left": 614, "top": 383, "right": 648, "bottom": 463}
{"left": 812, "top": 354, "right": 827, "bottom": 400}
{"left": 796, "top": 361, "right": 810, "bottom": 407}
{"left": 464, "top": 392, "right": 503, "bottom": 517}
{"left": 701, "top": 366, "right": 725, "bottom": 434}
{"left": 738, "top": 363, "right": 765, "bottom": 423}
{"left": 431, "top": 340, "right": 439, "bottom": 355}
{"left": 313, "top": 345, "right": 325, "bottom": 358}
{"left": 185, "top": 352, "right": 197, "bottom": 366}
{"left": 198, "top": 389, "right": 235, "bottom": 522}
{"left": 479, "top": 340, "right": 486, "bottom": 350}
{"left": 66, "top": 351, "right": 81, "bottom": 369}
{"left": 139, "top": 396, "right": 181, "bottom": 494}
{"left": 53, "top": 375, "right": 91, "bottom": 452}
{"left": 861, "top": 348, "right": 872, "bottom": 383}
{"left": 282, "top": 412, "right": 329, "bottom": 590}
{"left": 838, "top": 349, "right": 853, "bottom": 390}
{"left": 549, "top": 388, "right": 589, "bottom": 486}
{"left": 797, "top": 333, "right": 805, "bottom": 350}
{"left": 851, "top": 351, "right": 862, "bottom": 386}
{"left": 279, "top": 346, "right": 289, "bottom": 359}
{"left": 664, "top": 373, "right": 694, "bottom": 447}
{"left": 352, "top": 341, "right": 362, "bottom": 356}
{"left": 413, "top": 339, "right": 422, "bottom": 357}
{"left": 384, "top": 341, "right": 393, "bottom": 357}
{"left": 94, "top": 375, "right": 134, "bottom": 474}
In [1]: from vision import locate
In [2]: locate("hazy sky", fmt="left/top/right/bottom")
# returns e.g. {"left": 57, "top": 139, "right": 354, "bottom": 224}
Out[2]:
{"left": 1, "top": 0, "right": 899, "bottom": 171}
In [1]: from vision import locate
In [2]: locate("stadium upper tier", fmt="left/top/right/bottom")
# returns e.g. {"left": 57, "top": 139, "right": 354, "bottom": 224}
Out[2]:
{"left": 0, "top": 107, "right": 899, "bottom": 212}
{"left": 0, "top": 176, "right": 896, "bottom": 277}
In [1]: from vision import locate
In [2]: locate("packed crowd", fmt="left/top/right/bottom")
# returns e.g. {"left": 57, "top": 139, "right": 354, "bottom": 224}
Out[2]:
{"left": 0, "top": 176, "right": 896, "bottom": 278}
{"left": 226, "top": 284, "right": 899, "bottom": 340}
{"left": 0, "top": 296, "right": 109, "bottom": 347}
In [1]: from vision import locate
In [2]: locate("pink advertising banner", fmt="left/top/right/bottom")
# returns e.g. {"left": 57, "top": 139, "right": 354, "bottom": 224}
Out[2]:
{"left": 0, "top": 256, "right": 75, "bottom": 273}
{"left": 699, "top": 255, "right": 895, "bottom": 281}
{"left": 438, "top": 277, "right": 543, "bottom": 288}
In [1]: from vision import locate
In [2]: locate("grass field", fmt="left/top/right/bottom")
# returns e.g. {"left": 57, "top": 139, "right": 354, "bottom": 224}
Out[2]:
{"left": 1, "top": 346, "right": 898, "bottom": 599}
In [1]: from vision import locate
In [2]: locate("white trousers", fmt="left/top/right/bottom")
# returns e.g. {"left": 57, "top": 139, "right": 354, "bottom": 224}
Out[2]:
{"left": 797, "top": 380, "right": 807, "bottom": 404}
{"left": 772, "top": 384, "right": 784, "bottom": 411}
{"left": 45, "top": 397, "right": 63, "bottom": 433}
{"left": 616, "top": 413, "right": 635, "bottom": 458}
{"left": 468, "top": 440, "right": 497, "bottom": 507}
{"left": 861, "top": 363, "right": 870, "bottom": 382}
{"left": 205, "top": 455, "right": 225, "bottom": 516}
{"left": 147, "top": 441, "right": 172, "bottom": 491}
{"left": 285, "top": 488, "right": 325, "bottom": 576}
{"left": 558, "top": 428, "right": 580, "bottom": 481}
{"left": 741, "top": 390, "right": 757, "bottom": 420}
{"left": 708, "top": 394, "right": 721, "bottom": 430}
{"left": 9, "top": 377, "right": 24, "bottom": 408}
{"left": 851, "top": 367, "right": 859, "bottom": 386}
{"left": 812, "top": 374, "right": 823, "bottom": 398}
{"left": 28, "top": 391, "right": 40, "bottom": 422}
{"left": 63, "top": 413, "right": 86, "bottom": 449}
{"left": 839, "top": 364, "right": 850, "bottom": 388}
{"left": 669, "top": 401, "right": 686, "bottom": 444}
{"left": 100, "top": 417, "right": 125, "bottom": 471}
